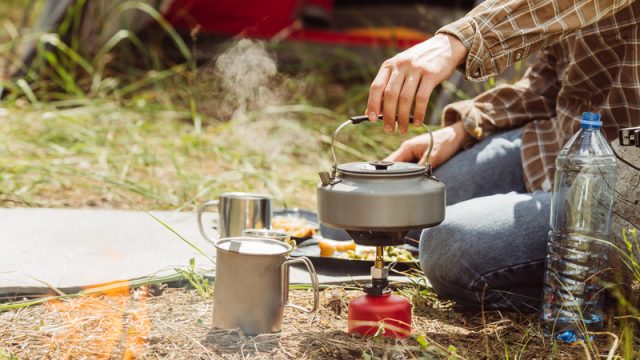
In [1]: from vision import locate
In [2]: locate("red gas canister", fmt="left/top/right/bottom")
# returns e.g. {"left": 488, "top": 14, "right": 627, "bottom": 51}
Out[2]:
{"left": 347, "top": 293, "right": 411, "bottom": 338}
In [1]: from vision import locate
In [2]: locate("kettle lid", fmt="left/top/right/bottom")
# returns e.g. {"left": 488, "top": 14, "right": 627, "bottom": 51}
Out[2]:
{"left": 337, "top": 161, "right": 425, "bottom": 176}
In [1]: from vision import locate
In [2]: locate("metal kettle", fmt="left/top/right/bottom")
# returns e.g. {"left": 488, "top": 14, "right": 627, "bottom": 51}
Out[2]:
{"left": 316, "top": 115, "right": 446, "bottom": 246}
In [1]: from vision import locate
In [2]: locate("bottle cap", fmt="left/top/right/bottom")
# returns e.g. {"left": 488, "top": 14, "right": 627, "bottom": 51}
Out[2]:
{"left": 581, "top": 112, "right": 602, "bottom": 129}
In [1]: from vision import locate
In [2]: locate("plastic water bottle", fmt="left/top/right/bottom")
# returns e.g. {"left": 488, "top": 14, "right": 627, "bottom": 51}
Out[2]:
{"left": 540, "top": 112, "right": 617, "bottom": 342}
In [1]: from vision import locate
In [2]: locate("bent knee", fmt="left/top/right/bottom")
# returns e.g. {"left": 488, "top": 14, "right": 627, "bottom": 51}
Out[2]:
{"left": 419, "top": 226, "right": 476, "bottom": 304}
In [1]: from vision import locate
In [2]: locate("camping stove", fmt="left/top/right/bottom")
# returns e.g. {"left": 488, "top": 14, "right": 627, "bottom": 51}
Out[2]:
{"left": 347, "top": 245, "right": 412, "bottom": 338}
{"left": 316, "top": 115, "right": 446, "bottom": 338}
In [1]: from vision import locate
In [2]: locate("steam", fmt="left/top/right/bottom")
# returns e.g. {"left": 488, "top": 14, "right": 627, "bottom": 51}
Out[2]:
{"left": 214, "top": 39, "right": 279, "bottom": 119}
{"left": 211, "top": 39, "right": 321, "bottom": 162}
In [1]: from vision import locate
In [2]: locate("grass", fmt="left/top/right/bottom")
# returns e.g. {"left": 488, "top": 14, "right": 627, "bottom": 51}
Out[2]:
{"left": 0, "top": 0, "right": 408, "bottom": 210}
{"left": 620, "top": 228, "right": 640, "bottom": 285}
{"left": 0, "top": 85, "right": 409, "bottom": 210}
{"left": 174, "top": 258, "right": 214, "bottom": 299}
{"left": 0, "top": 0, "right": 638, "bottom": 358}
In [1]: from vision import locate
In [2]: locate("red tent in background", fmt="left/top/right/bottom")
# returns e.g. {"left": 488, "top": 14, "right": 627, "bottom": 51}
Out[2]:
{"left": 165, "top": 0, "right": 429, "bottom": 48}
{"left": 7, "top": 0, "right": 451, "bottom": 119}
{"left": 11, "top": 0, "right": 434, "bottom": 83}
{"left": 166, "top": 0, "right": 311, "bottom": 37}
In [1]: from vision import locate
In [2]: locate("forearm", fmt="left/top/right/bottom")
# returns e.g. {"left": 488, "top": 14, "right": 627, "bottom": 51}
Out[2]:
{"left": 450, "top": 120, "right": 472, "bottom": 151}
{"left": 442, "top": 34, "right": 468, "bottom": 68}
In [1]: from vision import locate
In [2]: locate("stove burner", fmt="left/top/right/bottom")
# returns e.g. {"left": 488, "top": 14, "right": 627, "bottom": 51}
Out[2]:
{"left": 346, "top": 230, "right": 407, "bottom": 246}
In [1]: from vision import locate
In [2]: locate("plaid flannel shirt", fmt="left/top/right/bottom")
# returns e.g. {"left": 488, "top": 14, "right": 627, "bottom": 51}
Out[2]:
{"left": 437, "top": 0, "right": 640, "bottom": 191}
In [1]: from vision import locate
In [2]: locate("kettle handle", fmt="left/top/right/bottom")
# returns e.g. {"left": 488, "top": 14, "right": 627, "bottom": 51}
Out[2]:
{"left": 329, "top": 115, "right": 435, "bottom": 175}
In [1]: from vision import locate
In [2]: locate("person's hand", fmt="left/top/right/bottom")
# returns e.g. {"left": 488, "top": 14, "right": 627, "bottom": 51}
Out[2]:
{"left": 366, "top": 34, "right": 468, "bottom": 134}
{"left": 385, "top": 121, "right": 471, "bottom": 168}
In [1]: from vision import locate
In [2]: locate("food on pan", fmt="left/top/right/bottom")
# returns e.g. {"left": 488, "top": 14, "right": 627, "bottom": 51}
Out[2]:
{"left": 318, "top": 239, "right": 337, "bottom": 257}
{"left": 317, "top": 239, "right": 356, "bottom": 257}
{"left": 335, "top": 241, "right": 357, "bottom": 252}
{"left": 317, "top": 239, "right": 416, "bottom": 262}
{"left": 342, "top": 246, "right": 416, "bottom": 262}
{"left": 271, "top": 216, "right": 316, "bottom": 239}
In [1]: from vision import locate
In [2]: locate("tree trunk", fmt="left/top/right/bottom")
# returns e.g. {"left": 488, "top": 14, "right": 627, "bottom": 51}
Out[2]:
{"left": 613, "top": 145, "right": 640, "bottom": 234}
{"left": 611, "top": 143, "right": 639, "bottom": 314}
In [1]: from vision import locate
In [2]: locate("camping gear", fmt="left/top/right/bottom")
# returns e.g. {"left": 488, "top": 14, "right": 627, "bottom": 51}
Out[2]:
{"left": 243, "top": 228, "right": 295, "bottom": 247}
{"left": 540, "top": 112, "right": 617, "bottom": 342}
{"left": 348, "top": 285, "right": 412, "bottom": 337}
{"left": 212, "top": 237, "right": 319, "bottom": 335}
{"left": 291, "top": 240, "right": 419, "bottom": 273}
{"left": 197, "top": 192, "right": 272, "bottom": 241}
{"left": 165, "top": 0, "right": 333, "bottom": 38}
{"left": 274, "top": 208, "right": 355, "bottom": 243}
{"left": 316, "top": 115, "right": 446, "bottom": 338}
{"left": 619, "top": 125, "right": 640, "bottom": 147}
{"left": 317, "top": 115, "right": 445, "bottom": 246}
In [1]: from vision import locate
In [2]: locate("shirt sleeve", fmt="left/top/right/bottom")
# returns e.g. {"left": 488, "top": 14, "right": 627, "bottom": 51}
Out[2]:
{"left": 437, "top": 0, "right": 635, "bottom": 81}
{"left": 442, "top": 48, "right": 560, "bottom": 142}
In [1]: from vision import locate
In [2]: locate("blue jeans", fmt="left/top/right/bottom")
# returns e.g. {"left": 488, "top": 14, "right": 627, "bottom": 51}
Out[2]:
{"left": 420, "top": 127, "right": 551, "bottom": 311}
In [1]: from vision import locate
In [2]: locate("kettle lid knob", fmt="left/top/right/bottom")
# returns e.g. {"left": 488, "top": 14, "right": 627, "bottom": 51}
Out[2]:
{"left": 369, "top": 160, "right": 394, "bottom": 170}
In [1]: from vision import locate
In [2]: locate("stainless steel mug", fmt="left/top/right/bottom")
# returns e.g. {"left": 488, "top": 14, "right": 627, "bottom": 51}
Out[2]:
{"left": 197, "top": 192, "right": 272, "bottom": 242}
{"left": 213, "top": 237, "right": 319, "bottom": 335}
{"left": 243, "top": 228, "right": 295, "bottom": 248}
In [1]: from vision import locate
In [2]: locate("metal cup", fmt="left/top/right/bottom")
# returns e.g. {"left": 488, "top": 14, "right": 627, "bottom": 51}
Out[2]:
{"left": 243, "top": 228, "right": 295, "bottom": 248}
{"left": 213, "top": 237, "right": 319, "bottom": 335}
{"left": 197, "top": 192, "right": 272, "bottom": 242}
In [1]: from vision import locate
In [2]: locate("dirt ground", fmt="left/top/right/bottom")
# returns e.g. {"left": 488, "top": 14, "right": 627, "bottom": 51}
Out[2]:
{"left": 0, "top": 285, "right": 628, "bottom": 359}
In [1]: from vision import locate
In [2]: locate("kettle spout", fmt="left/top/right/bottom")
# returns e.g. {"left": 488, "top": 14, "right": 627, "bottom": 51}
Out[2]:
{"left": 319, "top": 171, "right": 332, "bottom": 186}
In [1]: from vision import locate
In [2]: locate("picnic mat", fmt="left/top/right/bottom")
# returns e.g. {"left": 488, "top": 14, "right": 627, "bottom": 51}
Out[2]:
{"left": 0, "top": 208, "right": 415, "bottom": 297}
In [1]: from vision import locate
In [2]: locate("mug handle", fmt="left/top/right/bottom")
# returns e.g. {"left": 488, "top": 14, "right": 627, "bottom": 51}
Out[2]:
{"left": 197, "top": 200, "right": 219, "bottom": 243}
{"left": 281, "top": 256, "right": 319, "bottom": 313}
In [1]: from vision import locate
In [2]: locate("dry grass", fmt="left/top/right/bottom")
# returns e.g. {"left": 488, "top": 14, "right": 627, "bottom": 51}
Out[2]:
{"left": 0, "top": 286, "right": 627, "bottom": 359}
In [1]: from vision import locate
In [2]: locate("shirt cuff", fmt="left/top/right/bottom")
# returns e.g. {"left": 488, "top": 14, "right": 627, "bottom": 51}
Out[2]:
{"left": 442, "top": 100, "right": 485, "bottom": 148}
{"left": 436, "top": 17, "right": 498, "bottom": 81}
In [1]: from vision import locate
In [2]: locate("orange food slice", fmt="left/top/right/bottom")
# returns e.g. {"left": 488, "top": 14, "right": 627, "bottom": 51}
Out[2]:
{"left": 335, "top": 241, "right": 356, "bottom": 252}
{"left": 318, "top": 239, "right": 336, "bottom": 257}
{"left": 318, "top": 239, "right": 356, "bottom": 257}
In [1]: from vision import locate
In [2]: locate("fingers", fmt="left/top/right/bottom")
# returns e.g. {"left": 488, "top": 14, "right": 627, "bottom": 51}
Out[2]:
{"left": 368, "top": 58, "right": 434, "bottom": 133}
{"left": 413, "top": 77, "right": 434, "bottom": 127}
{"left": 382, "top": 70, "right": 405, "bottom": 133}
{"left": 384, "top": 146, "right": 414, "bottom": 163}
{"left": 366, "top": 65, "right": 391, "bottom": 123}
{"left": 397, "top": 72, "right": 420, "bottom": 134}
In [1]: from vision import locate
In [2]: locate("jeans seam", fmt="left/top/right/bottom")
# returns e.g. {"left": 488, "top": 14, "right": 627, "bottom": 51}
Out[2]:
{"left": 468, "top": 259, "right": 546, "bottom": 291}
